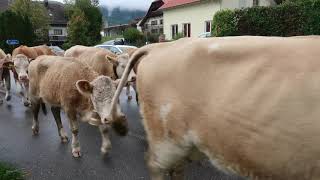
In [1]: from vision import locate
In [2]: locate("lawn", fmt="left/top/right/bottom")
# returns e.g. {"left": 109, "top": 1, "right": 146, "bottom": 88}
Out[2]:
{"left": 0, "top": 162, "right": 24, "bottom": 180}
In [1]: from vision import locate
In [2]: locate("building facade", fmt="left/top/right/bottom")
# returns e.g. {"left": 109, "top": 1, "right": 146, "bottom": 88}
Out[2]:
{"left": 162, "top": 0, "right": 274, "bottom": 40}
{"left": 139, "top": 0, "right": 164, "bottom": 35}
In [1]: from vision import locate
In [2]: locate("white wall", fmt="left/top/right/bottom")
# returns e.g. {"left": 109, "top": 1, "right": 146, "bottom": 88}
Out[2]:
{"left": 163, "top": 0, "right": 274, "bottom": 40}
{"left": 163, "top": 0, "right": 220, "bottom": 40}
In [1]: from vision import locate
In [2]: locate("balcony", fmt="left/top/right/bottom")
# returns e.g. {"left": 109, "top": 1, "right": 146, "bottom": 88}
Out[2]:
{"left": 49, "top": 35, "right": 67, "bottom": 42}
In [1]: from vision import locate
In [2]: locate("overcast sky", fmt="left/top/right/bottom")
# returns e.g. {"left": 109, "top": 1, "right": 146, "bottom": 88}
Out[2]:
{"left": 53, "top": 0, "right": 153, "bottom": 10}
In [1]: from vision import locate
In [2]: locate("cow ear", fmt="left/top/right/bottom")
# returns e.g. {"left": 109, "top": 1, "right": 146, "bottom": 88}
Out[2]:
{"left": 106, "top": 55, "right": 118, "bottom": 66}
{"left": 76, "top": 80, "right": 93, "bottom": 97}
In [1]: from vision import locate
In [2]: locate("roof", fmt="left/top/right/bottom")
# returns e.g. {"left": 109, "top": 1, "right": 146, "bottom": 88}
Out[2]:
{"left": 160, "top": 0, "right": 200, "bottom": 10}
{"left": 139, "top": 0, "right": 164, "bottom": 26}
{"left": 45, "top": 1, "right": 68, "bottom": 26}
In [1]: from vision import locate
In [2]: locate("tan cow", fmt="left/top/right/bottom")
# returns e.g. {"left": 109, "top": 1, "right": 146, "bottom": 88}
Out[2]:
{"left": 0, "top": 49, "right": 14, "bottom": 104}
{"left": 110, "top": 36, "right": 320, "bottom": 180}
{"left": 66, "top": 45, "right": 136, "bottom": 100}
{"left": 28, "top": 55, "right": 128, "bottom": 157}
{"left": 12, "top": 45, "right": 55, "bottom": 106}
{"left": 65, "top": 45, "right": 118, "bottom": 79}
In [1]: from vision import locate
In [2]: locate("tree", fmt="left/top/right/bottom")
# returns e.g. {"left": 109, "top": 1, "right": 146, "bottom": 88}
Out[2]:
{"left": 10, "top": 0, "right": 50, "bottom": 43}
{"left": 123, "top": 28, "right": 143, "bottom": 44}
{"left": 0, "top": 10, "right": 35, "bottom": 53}
{"left": 64, "top": 0, "right": 103, "bottom": 46}
{"left": 66, "top": 8, "right": 89, "bottom": 46}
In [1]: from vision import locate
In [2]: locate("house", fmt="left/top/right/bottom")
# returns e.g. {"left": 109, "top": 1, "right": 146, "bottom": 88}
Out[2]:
{"left": 162, "top": 0, "right": 275, "bottom": 40}
{"left": 0, "top": 0, "right": 67, "bottom": 46}
{"left": 103, "top": 18, "right": 141, "bottom": 37}
{"left": 44, "top": 0, "right": 68, "bottom": 46}
{"left": 139, "top": 0, "right": 164, "bottom": 35}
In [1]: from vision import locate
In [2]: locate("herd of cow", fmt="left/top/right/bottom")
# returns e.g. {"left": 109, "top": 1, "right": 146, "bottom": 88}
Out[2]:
{"left": 1, "top": 36, "right": 320, "bottom": 180}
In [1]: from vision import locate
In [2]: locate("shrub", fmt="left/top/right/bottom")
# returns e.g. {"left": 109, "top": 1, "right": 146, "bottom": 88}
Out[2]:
{"left": 0, "top": 10, "right": 35, "bottom": 53}
{"left": 123, "top": 28, "right": 143, "bottom": 44}
{"left": 212, "top": 0, "right": 320, "bottom": 37}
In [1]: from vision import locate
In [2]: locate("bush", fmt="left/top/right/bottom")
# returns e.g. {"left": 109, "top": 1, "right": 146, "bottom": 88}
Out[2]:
{"left": 0, "top": 10, "right": 35, "bottom": 53}
{"left": 123, "top": 28, "right": 143, "bottom": 44}
{"left": 212, "top": 0, "right": 320, "bottom": 37}
{"left": 0, "top": 162, "right": 24, "bottom": 180}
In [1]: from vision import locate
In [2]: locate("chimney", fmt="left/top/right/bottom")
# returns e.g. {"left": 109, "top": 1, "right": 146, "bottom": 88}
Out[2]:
{"left": 44, "top": 0, "right": 48, "bottom": 7}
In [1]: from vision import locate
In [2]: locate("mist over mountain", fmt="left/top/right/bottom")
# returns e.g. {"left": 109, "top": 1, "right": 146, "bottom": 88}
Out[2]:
{"left": 100, "top": 6, "right": 146, "bottom": 26}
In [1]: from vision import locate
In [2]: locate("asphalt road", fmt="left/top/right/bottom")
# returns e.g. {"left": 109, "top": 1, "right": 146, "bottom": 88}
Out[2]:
{"left": 0, "top": 78, "right": 245, "bottom": 180}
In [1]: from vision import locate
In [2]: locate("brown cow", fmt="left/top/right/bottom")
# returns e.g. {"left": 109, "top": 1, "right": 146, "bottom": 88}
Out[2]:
{"left": 12, "top": 45, "right": 55, "bottom": 106}
{"left": 0, "top": 49, "right": 14, "bottom": 104}
{"left": 28, "top": 55, "right": 128, "bottom": 157}
{"left": 110, "top": 36, "right": 320, "bottom": 180}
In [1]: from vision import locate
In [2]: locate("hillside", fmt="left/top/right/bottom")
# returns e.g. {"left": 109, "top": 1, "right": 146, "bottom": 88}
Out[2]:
{"left": 100, "top": 6, "right": 146, "bottom": 26}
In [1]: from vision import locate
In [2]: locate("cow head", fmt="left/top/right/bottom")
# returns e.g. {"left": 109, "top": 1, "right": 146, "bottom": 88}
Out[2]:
{"left": 106, "top": 53, "right": 130, "bottom": 78}
{"left": 0, "top": 54, "right": 13, "bottom": 69}
{"left": 76, "top": 76, "right": 128, "bottom": 136}
{"left": 12, "top": 54, "right": 31, "bottom": 82}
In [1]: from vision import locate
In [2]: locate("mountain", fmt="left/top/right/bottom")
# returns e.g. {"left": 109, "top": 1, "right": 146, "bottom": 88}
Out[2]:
{"left": 100, "top": 6, "right": 146, "bottom": 26}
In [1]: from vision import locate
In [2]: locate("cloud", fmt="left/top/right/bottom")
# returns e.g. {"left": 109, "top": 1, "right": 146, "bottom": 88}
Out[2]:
{"left": 100, "top": 0, "right": 153, "bottom": 10}
{"left": 52, "top": 0, "right": 153, "bottom": 10}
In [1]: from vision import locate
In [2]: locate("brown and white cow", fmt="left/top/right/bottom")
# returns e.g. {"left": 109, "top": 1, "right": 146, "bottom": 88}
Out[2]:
{"left": 28, "top": 55, "right": 128, "bottom": 157}
{"left": 0, "top": 49, "right": 14, "bottom": 104}
{"left": 110, "top": 36, "right": 320, "bottom": 180}
{"left": 12, "top": 45, "right": 55, "bottom": 106}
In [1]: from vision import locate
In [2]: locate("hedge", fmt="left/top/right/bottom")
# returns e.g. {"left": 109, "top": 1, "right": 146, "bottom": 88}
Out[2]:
{"left": 212, "top": 0, "right": 320, "bottom": 37}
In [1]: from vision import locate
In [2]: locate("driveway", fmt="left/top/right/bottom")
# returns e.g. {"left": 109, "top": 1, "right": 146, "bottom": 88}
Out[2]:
{"left": 0, "top": 80, "right": 244, "bottom": 180}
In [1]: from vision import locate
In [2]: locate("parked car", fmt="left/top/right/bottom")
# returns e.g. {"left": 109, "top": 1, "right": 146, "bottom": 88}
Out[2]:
{"left": 94, "top": 44, "right": 137, "bottom": 55}
{"left": 198, "top": 32, "right": 212, "bottom": 38}
{"left": 49, "top": 46, "right": 65, "bottom": 56}
{"left": 102, "top": 38, "right": 127, "bottom": 45}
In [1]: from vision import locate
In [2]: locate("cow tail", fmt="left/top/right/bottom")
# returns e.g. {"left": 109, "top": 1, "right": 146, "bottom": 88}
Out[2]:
{"left": 109, "top": 49, "right": 148, "bottom": 121}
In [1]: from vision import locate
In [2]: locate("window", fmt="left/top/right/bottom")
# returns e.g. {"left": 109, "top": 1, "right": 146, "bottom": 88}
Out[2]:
{"left": 183, "top": 23, "right": 191, "bottom": 37}
{"left": 160, "top": 19, "right": 163, "bottom": 25}
{"left": 239, "top": 0, "right": 247, "bottom": 8}
{"left": 54, "top": 29, "right": 63, "bottom": 35}
{"left": 151, "top": 29, "right": 158, "bottom": 34}
{"left": 171, "top": 24, "right": 178, "bottom": 39}
{"left": 151, "top": 20, "right": 158, "bottom": 25}
{"left": 160, "top": 28, "right": 163, "bottom": 34}
{"left": 205, "top": 21, "right": 211, "bottom": 33}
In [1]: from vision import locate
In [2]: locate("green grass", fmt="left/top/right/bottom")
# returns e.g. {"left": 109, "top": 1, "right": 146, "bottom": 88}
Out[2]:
{"left": 0, "top": 162, "right": 24, "bottom": 180}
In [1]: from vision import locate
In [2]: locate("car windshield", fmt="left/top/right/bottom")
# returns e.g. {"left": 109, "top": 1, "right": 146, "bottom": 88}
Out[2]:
{"left": 118, "top": 46, "right": 132, "bottom": 52}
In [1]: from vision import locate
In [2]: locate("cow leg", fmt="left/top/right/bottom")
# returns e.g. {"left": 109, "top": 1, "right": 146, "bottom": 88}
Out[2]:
{"left": 99, "top": 124, "right": 112, "bottom": 155}
{"left": 19, "top": 83, "right": 30, "bottom": 107}
{"left": 126, "top": 83, "right": 132, "bottom": 100}
{"left": 31, "top": 100, "right": 40, "bottom": 135}
{"left": 66, "top": 110, "right": 81, "bottom": 158}
{"left": 2, "top": 69, "right": 11, "bottom": 101}
{"left": 51, "top": 107, "right": 69, "bottom": 143}
{"left": 146, "top": 141, "right": 189, "bottom": 180}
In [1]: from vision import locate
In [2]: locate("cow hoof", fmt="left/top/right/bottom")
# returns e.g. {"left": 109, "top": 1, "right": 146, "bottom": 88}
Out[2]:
{"left": 5, "top": 95, "right": 11, "bottom": 101}
{"left": 32, "top": 128, "right": 39, "bottom": 136}
{"left": 61, "top": 136, "right": 69, "bottom": 143}
{"left": 72, "top": 149, "right": 81, "bottom": 158}
{"left": 101, "top": 145, "right": 111, "bottom": 156}
{"left": 128, "top": 96, "right": 132, "bottom": 100}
